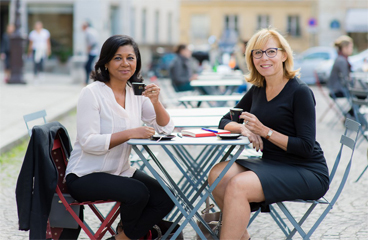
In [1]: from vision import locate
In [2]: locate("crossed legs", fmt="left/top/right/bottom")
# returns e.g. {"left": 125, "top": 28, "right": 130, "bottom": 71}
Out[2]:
{"left": 208, "top": 162, "right": 265, "bottom": 240}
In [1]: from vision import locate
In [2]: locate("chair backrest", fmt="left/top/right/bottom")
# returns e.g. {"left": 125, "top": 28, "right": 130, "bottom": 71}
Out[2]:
{"left": 351, "top": 98, "right": 368, "bottom": 126}
{"left": 328, "top": 118, "right": 360, "bottom": 206}
{"left": 23, "top": 110, "right": 47, "bottom": 137}
{"left": 349, "top": 88, "right": 368, "bottom": 144}
{"left": 52, "top": 135, "right": 69, "bottom": 194}
{"left": 349, "top": 88, "right": 368, "bottom": 99}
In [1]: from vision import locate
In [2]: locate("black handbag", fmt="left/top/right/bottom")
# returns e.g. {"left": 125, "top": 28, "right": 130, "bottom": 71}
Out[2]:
{"left": 196, "top": 204, "right": 222, "bottom": 240}
{"left": 49, "top": 193, "right": 80, "bottom": 229}
{"left": 155, "top": 219, "right": 184, "bottom": 240}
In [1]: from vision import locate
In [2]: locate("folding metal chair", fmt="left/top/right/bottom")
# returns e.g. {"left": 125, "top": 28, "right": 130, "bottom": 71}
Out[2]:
{"left": 314, "top": 71, "right": 345, "bottom": 123}
{"left": 48, "top": 131, "right": 121, "bottom": 240}
{"left": 349, "top": 88, "right": 368, "bottom": 182}
{"left": 23, "top": 109, "right": 47, "bottom": 136}
{"left": 249, "top": 118, "right": 361, "bottom": 239}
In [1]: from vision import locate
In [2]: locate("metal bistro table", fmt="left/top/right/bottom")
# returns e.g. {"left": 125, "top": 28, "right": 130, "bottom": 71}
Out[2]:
{"left": 190, "top": 79, "right": 243, "bottom": 95}
{"left": 128, "top": 136, "right": 250, "bottom": 239}
{"left": 178, "top": 95, "right": 242, "bottom": 108}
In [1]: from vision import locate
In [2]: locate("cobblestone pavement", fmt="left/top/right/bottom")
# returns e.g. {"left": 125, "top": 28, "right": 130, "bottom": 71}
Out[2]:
{"left": 0, "top": 78, "right": 367, "bottom": 239}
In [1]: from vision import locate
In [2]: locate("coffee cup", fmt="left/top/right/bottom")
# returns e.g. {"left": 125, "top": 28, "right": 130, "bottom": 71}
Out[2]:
{"left": 132, "top": 82, "right": 146, "bottom": 95}
{"left": 230, "top": 108, "right": 243, "bottom": 123}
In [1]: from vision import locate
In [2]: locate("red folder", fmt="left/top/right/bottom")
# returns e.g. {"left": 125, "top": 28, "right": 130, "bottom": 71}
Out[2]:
{"left": 181, "top": 128, "right": 231, "bottom": 137}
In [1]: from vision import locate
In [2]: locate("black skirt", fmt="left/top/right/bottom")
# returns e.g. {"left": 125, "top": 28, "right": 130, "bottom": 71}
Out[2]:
{"left": 236, "top": 158, "right": 329, "bottom": 207}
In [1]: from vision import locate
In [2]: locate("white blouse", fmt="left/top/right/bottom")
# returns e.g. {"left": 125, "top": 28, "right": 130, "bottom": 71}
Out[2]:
{"left": 66, "top": 81, "right": 175, "bottom": 178}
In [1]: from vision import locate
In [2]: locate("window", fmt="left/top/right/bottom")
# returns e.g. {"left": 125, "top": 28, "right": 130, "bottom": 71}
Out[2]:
{"left": 155, "top": 10, "right": 159, "bottom": 43}
{"left": 142, "top": 8, "right": 147, "bottom": 42}
{"left": 130, "top": 7, "right": 135, "bottom": 38}
{"left": 168, "top": 12, "right": 172, "bottom": 43}
{"left": 257, "top": 15, "right": 270, "bottom": 30}
{"left": 287, "top": 15, "right": 301, "bottom": 37}
{"left": 190, "top": 14, "right": 210, "bottom": 44}
{"left": 225, "top": 15, "right": 239, "bottom": 32}
{"left": 110, "top": 6, "right": 119, "bottom": 35}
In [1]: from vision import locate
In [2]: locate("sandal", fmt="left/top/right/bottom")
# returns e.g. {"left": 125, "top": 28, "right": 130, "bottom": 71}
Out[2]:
{"left": 139, "top": 230, "right": 153, "bottom": 240}
{"left": 151, "top": 225, "right": 162, "bottom": 239}
{"left": 116, "top": 220, "right": 123, "bottom": 234}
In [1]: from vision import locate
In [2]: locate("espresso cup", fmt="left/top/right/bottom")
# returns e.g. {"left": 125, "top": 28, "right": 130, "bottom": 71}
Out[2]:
{"left": 230, "top": 108, "right": 243, "bottom": 123}
{"left": 132, "top": 82, "right": 146, "bottom": 95}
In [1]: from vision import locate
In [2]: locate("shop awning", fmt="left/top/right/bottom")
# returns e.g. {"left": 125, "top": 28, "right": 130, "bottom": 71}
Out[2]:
{"left": 346, "top": 8, "right": 368, "bottom": 32}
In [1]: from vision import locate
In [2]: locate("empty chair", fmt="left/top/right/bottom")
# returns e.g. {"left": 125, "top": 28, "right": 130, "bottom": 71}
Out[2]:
{"left": 314, "top": 71, "right": 345, "bottom": 123}
{"left": 349, "top": 88, "right": 368, "bottom": 182}
{"left": 23, "top": 109, "right": 47, "bottom": 136}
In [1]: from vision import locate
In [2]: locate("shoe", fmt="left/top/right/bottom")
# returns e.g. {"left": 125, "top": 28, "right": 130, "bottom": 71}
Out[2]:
{"left": 116, "top": 220, "right": 123, "bottom": 234}
{"left": 151, "top": 225, "right": 162, "bottom": 239}
{"left": 139, "top": 230, "right": 153, "bottom": 240}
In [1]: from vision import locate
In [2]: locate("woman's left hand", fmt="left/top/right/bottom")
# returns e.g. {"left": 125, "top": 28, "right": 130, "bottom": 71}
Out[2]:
{"left": 143, "top": 83, "right": 160, "bottom": 104}
{"left": 240, "top": 112, "right": 267, "bottom": 137}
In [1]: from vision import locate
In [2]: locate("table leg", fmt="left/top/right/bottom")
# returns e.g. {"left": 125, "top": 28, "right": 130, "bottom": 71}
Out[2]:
{"left": 132, "top": 145, "right": 206, "bottom": 239}
{"left": 167, "top": 145, "right": 224, "bottom": 220}
{"left": 174, "top": 145, "right": 244, "bottom": 240}
{"left": 132, "top": 144, "right": 245, "bottom": 240}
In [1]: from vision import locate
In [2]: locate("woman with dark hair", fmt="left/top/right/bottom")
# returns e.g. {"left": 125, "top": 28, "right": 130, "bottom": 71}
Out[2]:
{"left": 169, "top": 44, "right": 198, "bottom": 91}
{"left": 65, "top": 35, "right": 175, "bottom": 240}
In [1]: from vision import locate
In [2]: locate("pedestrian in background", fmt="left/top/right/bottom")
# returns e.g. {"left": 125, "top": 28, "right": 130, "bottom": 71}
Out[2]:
{"left": 234, "top": 40, "right": 249, "bottom": 75}
{"left": 1, "top": 24, "right": 14, "bottom": 83}
{"left": 27, "top": 21, "right": 51, "bottom": 79}
{"left": 169, "top": 44, "right": 198, "bottom": 92}
{"left": 328, "top": 35, "right": 354, "bottom": 98}
{"left": 234, "top": 40, "right": 249, "bottom": 93}
{"left": 81, "top": 21, "right": 99, "bottom": 85}
{"left": 327, "top": 35, "right": 356, "bottom": 117}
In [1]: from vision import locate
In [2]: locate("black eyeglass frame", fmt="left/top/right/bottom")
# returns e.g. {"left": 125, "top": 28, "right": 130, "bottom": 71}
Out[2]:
{"left": 251, "top": 48, "right": 283, "bottom": 59}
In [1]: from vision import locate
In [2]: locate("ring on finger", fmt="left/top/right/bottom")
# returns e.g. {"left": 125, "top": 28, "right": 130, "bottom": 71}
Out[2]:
{"left": 245, "top": 120, "right": 249, "bottom": 125}
{"left": 151, "top": 90, "right": 156, "bottom": 93}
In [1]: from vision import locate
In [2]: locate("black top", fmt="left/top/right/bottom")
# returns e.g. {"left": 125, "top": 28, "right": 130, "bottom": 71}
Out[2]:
{"left": 328, "top": 55, "right": 350, "bottom": 94}
{"left": 0, "top": 33, "right": 10, "bottom": 54}
{"left": 169, "top": 54, "right": 193, "bottom": 85}
{"left": 219, "top": 77, "right": 329, "bottom": 179}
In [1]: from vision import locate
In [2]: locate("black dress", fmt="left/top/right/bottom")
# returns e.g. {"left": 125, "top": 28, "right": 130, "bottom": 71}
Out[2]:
{"left": 219, "top": 77, "right": 329, "bottom": 206}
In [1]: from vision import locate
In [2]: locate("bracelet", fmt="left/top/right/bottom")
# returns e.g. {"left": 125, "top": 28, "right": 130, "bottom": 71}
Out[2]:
{"left": 266, "top": 129, "right": 273, "bottom": 140}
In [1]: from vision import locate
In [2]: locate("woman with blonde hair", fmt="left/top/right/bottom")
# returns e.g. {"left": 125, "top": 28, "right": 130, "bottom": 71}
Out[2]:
{"left": 208, "top": 28, "right": 329, "bottom": 239}
{"left": 328, "top": 35, "right": 354, "bottom": 99}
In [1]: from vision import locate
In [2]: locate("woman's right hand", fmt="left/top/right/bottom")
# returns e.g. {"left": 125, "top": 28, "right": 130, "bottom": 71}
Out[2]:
{"left": 131, "top": 126, "right": 155, "bottom": 139}
{"left": 240, "top": 127, "right": 263, "bottom": 152}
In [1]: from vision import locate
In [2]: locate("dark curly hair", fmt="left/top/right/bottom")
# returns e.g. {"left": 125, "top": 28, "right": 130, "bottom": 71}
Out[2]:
{"left": 91, "top": 35, "right": 143, "bottom": 85}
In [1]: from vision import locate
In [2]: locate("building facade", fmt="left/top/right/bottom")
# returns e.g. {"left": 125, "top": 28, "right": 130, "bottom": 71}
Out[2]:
{"left": 5, "top": 0, "right": 180, "bottom": 74}
{"left": 318, "top": 0, "right": 368, "bottom": 52}
{"left": 179, "top": 0, "right": 319, "bottom": 54}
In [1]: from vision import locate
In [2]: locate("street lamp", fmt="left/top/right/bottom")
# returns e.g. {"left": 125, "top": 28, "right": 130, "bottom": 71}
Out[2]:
{"left": 8, "top": 0, "right": 26, "bottom": 84}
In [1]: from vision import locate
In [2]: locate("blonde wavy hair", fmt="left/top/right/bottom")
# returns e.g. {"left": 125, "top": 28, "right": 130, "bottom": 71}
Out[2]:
{"left": 334, "top": 35, "right": 353, "bottom": 51}
{"left": 245, "top": 28, "right": 299, "bottom": 87}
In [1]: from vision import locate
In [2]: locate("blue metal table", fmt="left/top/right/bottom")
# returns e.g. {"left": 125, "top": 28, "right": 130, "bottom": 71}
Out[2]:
{"left": 128, "top": 135, "right": 250, "bottom": 239}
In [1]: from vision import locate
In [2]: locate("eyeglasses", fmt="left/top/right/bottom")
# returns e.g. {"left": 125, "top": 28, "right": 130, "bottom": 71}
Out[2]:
{"left": 251, "top": 48, "right": 283, "bottom": 59}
